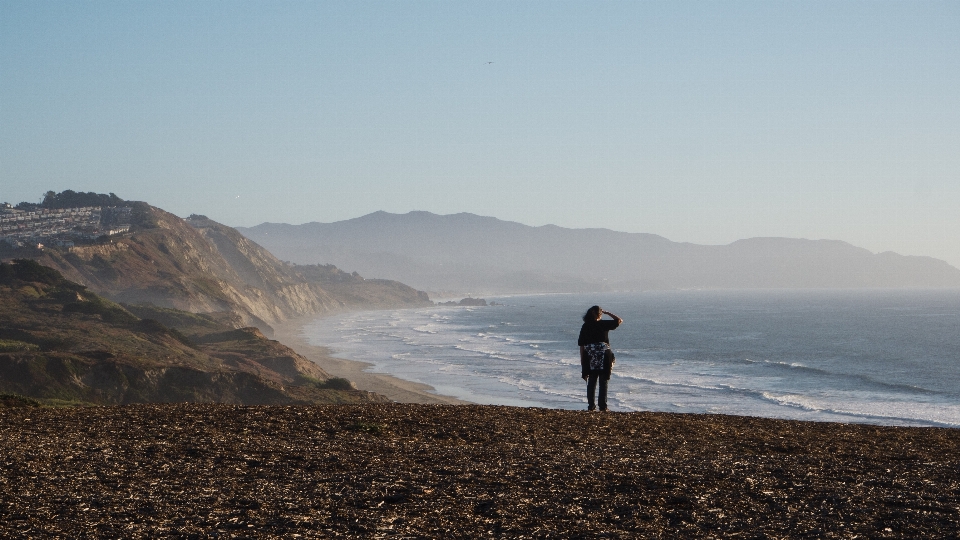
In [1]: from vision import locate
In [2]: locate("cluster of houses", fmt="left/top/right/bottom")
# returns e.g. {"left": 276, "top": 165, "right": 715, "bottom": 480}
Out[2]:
{"left": 0, "top": 204, "right": 132, "bottom": 249}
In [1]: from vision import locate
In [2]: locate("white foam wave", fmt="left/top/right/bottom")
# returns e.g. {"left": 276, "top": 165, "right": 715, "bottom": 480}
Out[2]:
{"left": 411, "top": 325, "right": 440, "bottom": 334}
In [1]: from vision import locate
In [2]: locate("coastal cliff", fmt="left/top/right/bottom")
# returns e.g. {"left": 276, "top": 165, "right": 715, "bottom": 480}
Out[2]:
{"left": 0, "top": 259, "right": 383, "bottom": 405}
{"left": 0, "top": 194, "right": 435, "bottom": 405}
{"left": 27, "top": 204, "right": 430, "bottom": 332}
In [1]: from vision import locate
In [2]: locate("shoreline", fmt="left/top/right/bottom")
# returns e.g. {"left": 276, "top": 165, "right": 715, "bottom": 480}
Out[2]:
{"left": 272, "top": 313, "right": 466, "bottom": 405}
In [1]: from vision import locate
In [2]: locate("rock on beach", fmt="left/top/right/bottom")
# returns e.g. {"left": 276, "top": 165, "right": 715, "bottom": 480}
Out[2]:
{"left": 1, "top": 403, "right": 959, "bottom": 538}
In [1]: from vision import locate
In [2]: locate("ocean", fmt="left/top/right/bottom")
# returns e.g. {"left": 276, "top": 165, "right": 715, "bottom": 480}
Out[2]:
{"left": 302, "top": 290, "right": 960, "bottom": 427}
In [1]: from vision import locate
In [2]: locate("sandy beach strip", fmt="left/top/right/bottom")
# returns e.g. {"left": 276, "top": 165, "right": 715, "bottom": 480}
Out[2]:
{"left": 272, "top": 315, "right": 465, "bottom": 405}
{"left": 2, "top": 403, "right": 958, "bottom": 538}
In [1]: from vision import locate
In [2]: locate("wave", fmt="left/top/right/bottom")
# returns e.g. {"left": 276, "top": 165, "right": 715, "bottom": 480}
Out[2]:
{"left": 411, "top": 325, "right": 440, "bottom": 334}
{"left": 451, "top": 345, "right": 516, "bottom": 362}
{"left": 756, "top": 391, "right": 960, "bottom": 428}
{"left": 505, "top": 377, "right": 581, "bottom": 401}
{"left": 611, "top": 372, "right": 957, "bottom": 427}
{"left": 744, "top": 358, "right": 940, "bottom": 396}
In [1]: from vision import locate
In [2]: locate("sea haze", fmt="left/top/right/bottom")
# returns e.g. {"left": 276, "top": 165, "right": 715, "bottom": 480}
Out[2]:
{"left": 303, "top": 290, "right": 960, "bottom": 427}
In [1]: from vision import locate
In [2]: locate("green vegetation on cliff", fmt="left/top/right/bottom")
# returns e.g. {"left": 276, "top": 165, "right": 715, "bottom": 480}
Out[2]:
{"left": 41, "top": 189, "right": 124, "bottom": 209}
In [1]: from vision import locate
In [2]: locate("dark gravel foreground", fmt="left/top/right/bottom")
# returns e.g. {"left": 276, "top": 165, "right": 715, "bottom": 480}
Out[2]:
{"left": 2, "top": 404, "right": 959, "bottom": 538}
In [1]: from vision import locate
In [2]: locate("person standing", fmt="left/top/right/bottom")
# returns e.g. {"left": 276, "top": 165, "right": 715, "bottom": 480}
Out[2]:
{"left": 578, "top": 305, "right": 623, "bottom": 411}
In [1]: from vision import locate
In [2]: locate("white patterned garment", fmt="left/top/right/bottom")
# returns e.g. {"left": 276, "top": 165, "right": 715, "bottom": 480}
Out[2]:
{"left": 584, "top": 343, "right": 608, "bottom": 371}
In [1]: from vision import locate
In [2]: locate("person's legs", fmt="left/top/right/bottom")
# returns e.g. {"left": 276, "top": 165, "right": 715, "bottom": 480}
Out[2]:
{"left": 586, "top": 373, "right": 598, "bottom": 410}
{"left": 598, "top": 377, "right": 608, "bottom": 411}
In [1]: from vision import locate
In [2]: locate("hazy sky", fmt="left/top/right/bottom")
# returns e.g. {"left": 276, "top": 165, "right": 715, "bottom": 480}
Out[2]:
{"left": 2, "top": 1, "right": 959, "bottom": 266}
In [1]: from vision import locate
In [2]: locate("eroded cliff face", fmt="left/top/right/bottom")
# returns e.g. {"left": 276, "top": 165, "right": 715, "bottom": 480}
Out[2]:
{"left": 187, "top": 216, "right": 343, "bottom": 322}
{"left": 35, "top": 205, "right": 353, "bottom": 331}
{"left": 0, "top": 260, "right": 384, "bottom": 405}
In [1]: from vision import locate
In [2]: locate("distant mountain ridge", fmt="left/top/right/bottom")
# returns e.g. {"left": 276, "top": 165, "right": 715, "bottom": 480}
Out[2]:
{"left": 238, "top": 211, "right": 960, "bottom": 293}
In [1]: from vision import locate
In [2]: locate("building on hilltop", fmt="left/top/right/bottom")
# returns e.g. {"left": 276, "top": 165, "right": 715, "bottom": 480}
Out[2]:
{"left": 0, "top": 205, "right": 134, "bottom": 248}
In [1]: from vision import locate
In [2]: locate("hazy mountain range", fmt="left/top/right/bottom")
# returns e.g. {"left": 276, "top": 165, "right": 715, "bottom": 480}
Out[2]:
{"left": 239, "top": 211, "right": 960, "bottom": 294}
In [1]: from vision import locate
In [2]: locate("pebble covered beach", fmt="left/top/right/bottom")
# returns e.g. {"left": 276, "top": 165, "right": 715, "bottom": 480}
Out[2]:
{"left": 2, "top": 403, "right": 959, "bottom": 538}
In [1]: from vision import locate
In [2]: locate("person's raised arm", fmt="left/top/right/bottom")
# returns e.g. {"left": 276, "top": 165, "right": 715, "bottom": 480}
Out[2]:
{"left": 600, "top": 310, "right": 623, "bottom": 324}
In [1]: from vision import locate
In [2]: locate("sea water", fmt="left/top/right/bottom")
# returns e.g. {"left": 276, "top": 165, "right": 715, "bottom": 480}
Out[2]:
{"left": 302, "top": 290, "right": 960, "bottom": 427}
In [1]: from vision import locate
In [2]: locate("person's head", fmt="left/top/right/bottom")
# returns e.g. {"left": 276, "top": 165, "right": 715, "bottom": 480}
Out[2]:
{"left": 583, "top": 305, "right": 602, "bottom": 322}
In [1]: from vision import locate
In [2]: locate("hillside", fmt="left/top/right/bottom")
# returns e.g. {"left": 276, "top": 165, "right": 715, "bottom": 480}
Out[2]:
{"left": 5, "top": 202, "right": 431, "bottom": 333}
{"left": 239, "top": 211, "right": 960, "bottom": 293}
{"left": 0, "top": 259, "right": 383, "bottom": 405}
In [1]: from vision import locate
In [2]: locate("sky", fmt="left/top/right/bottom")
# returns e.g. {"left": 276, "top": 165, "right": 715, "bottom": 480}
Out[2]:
{"left": 2, "top": 1, "right": 959, "bottom": 267}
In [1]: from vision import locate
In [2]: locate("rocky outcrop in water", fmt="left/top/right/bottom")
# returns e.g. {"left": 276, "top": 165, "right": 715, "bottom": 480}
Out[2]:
{"left": 437, "top": 297, "right": 488, "bottom": 307}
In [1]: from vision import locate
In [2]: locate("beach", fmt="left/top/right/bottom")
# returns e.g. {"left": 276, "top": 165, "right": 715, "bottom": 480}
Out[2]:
{"left": 292, "top": 291, "right": 960, "bottom": 426}
{"left": 2, "top": 403, "right": 958, "bottom": 537}
{"left": 273, "top": 316, "right": 464, "bottom": 405}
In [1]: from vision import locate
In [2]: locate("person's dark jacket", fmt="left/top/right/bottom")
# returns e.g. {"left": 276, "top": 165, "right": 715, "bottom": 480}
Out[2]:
{"left": 579, "top": 319, "right": 620, "bottom": 378}
{"left": 578, "top": 319, "right": 620, "bottom": 347}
